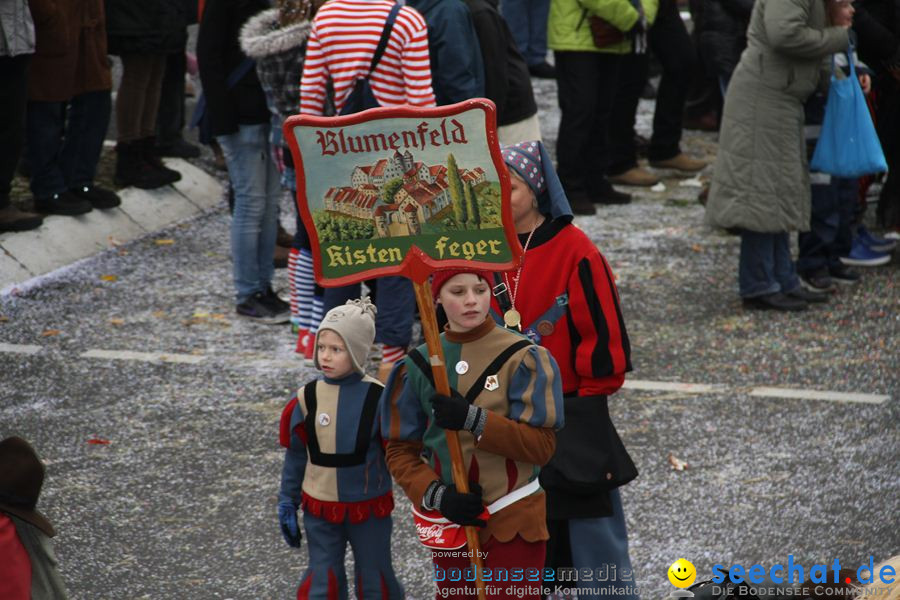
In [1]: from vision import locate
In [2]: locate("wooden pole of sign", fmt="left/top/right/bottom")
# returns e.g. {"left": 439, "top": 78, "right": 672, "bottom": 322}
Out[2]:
{"left": 412, "top": 278, "right": 488, "bottom": 600}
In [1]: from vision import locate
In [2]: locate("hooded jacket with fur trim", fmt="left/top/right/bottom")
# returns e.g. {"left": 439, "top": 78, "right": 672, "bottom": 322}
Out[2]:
{"left": 239, "top": 8, "right": 311, "bottom": 119}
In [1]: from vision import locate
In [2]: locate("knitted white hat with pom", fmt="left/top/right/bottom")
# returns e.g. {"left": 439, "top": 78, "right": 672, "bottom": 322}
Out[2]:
{"left": 314, "top": 297, "right": 377, "bottom": 374}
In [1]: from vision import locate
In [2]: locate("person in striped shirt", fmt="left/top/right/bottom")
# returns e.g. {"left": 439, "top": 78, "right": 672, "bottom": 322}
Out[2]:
{"left": 299, "top": 0, "right": 438, "bottom": 382}
{"left": 299, "top": 0, "right": 437, "bottom": 114}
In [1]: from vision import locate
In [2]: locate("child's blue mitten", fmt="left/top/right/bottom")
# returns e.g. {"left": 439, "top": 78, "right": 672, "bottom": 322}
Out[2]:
{"left": 278, "top": 501, "right": 302, "bottom": 547}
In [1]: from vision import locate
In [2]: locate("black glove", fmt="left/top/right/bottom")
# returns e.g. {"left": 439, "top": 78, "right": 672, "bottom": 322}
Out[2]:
{"left": 428, "top": 482, "right": 486, "bottom": 527}
{"left": 431, "top": 389, "right": 482, "bottom": 432}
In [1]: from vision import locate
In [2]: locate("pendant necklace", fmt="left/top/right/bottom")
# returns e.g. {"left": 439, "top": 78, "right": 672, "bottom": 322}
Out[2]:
{"left": 503, "top": 216, "right": 543, "bottom": 329}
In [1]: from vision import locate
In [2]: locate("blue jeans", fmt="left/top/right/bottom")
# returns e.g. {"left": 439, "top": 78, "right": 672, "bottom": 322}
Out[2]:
{"left": 217, "top": 124, "right": 280, "bottom": 303}
{"left": 566, "top": 490, "right": 639, "bottom": 600}
{"left": 739, "top": 231, "right": 800, "bottom": 298}
{"left": 26, "top": 90, "right": 112, "bottom": 197}
{"left": 797, "top": 177, "right": 856, "bottom": 275}
{"left": 323, "top": 276, "right": 415, "bottom": 348}
{"left": 501, "top": 0, "right": 550, "bottom": 66}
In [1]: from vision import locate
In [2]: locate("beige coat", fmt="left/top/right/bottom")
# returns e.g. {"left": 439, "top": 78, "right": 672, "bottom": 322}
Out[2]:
{"left": 705, "top": 0, "right": 849, "bottom": 233}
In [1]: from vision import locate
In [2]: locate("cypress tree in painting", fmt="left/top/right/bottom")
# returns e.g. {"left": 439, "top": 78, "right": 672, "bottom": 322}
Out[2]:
{"left": 464, "top": 181, "right": 481, "bottom": 229}
{"left": 447, "top": 153, "right": 467, "bottom": 228}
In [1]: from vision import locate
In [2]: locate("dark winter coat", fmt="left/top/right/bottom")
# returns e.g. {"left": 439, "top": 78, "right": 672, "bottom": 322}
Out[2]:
{"left": 462, "top": 0, "right": 537, "bottom": 126}
{"left": 407, "top": 0, "right": 485, "bottom": 105}
{"left": 853, "top": 0, "right": 900, "bottom": 71}
{"left": 105, "top": 0, "right": 189, "bottom": 55}
{"left": 698, "top": 0, "right": 753, "bottom": 79}
{"left": 197, "top": 0, "right": 270, "bottom": 137}
{"left": 706, "top": 0, "right": 849, "bottom": 233}
{"left": 27, "top": 0, "right": 112, "bottom": 102}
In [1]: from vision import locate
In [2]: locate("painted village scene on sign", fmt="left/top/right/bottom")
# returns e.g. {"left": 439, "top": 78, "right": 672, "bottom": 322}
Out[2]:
{"left": 284, "top": 103, "right": 521, "bottom": 284}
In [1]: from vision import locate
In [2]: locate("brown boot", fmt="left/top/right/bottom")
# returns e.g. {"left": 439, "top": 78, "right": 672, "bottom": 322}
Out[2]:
{"left": 211, "top": 140, "right": 227, "bottom": 171}
{"left": 273, "top": 244, "right": 289, "bottom": 269}
{"left": 139, "top": 137, "right": 181, "bottom": 184}
{"left": 0, "top": 204, "right": 43, "bottom": 232}
{"left": 650, "top": 153, "right": 708, "bottom": 172}
{"left": 277, "top": 224, "right": 293, "bottom": 247}
{"left": 608, "top": 167, "right": 660, "bottom": 187}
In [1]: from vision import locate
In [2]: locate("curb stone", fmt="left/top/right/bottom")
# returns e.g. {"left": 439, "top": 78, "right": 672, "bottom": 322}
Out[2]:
{"left": 0, "top": 158, "right": 224, "bottom": 291}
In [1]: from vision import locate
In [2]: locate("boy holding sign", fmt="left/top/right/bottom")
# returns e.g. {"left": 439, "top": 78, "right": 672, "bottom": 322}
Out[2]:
{"left": 381, "top": 269, "right": 564, "bottom": 600}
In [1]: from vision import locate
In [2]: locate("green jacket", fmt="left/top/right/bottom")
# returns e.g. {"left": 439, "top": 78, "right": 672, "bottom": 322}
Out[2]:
{"left": 548, "top": 0, "right": 659, "bottom": 53}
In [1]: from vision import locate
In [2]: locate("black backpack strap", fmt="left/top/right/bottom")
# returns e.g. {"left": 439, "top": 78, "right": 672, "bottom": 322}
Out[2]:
{"left": 492, "top": 272, "right": 513, "bottom": 315}
{"left": 303, "top": 381, "right": 382, "bottom": 468}
{"left": 464, "top": 340, "right": 533, "bottom": 404}
{"left": 368, "top": 3, "right": 402, "bottom": 76}
{"left": 409, "top": 339, "right": 533, "bottom": 404}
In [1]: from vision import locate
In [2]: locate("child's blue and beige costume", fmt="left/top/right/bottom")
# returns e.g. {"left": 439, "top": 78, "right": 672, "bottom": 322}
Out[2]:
{"left": 278, "top": 298, "right": 403, "bottom": 600}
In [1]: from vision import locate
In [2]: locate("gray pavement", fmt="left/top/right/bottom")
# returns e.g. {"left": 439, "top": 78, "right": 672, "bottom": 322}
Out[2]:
{"left": 1, "top": 74, "right": 898, "bottom": 600}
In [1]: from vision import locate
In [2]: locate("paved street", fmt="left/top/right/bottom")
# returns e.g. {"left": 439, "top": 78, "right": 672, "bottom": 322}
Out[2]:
{"left": 1, "top": 74, "right": 898, "bottom": 599}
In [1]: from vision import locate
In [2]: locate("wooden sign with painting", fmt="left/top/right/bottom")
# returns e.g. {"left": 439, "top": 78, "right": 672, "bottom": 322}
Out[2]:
{"left": 282, "top": 100, "right": 521, "bottom": 285}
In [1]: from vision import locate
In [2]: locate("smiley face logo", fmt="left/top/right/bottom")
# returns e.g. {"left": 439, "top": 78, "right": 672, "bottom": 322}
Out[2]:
{"left": 668, "top": 559, "right": 696, "bottom": 588}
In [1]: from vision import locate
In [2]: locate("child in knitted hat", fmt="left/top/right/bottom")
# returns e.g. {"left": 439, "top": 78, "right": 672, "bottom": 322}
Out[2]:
{"left": 381, "top": 269, "right": 565, "bottom": 600}
{"left": 277, "top": 298, "right": 403, "bottom": 599}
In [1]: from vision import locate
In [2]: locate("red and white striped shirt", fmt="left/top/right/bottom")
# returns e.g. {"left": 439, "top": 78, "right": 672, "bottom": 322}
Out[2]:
{"left": 300, "top": 0, "right": 436, "bottom": 115}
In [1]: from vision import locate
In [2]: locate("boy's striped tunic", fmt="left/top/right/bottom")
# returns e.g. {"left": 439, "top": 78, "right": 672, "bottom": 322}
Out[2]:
{"left": 382, "top": 319, "right": 564, "bottom": 544}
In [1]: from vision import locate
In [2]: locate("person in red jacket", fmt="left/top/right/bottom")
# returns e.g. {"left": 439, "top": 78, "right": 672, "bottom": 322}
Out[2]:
{"left": 0, "top": 437, "right": 67, "bottom": 600}
{"left": 494, "top": 141, "right": 639, "bottom": 600}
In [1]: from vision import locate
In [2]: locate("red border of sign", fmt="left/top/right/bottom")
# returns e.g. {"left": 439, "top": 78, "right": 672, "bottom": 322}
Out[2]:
{"left": 282, "top": 99, "right": 522, "bottom": 285}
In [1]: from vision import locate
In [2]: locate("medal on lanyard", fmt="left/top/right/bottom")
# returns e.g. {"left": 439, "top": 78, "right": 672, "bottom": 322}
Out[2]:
{"left": 503, "top": 308, "right": 521, "bottom": 328}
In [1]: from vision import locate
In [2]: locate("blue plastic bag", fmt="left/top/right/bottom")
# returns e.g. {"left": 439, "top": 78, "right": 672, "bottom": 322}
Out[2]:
{"left": 810, "top": 45, "right": 887, "bottom": 177}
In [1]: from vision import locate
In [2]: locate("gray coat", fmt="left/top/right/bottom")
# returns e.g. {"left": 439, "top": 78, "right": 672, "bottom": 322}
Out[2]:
{"left": 0, "top": 0, "right": 35, "bottom": 57}
{"left": 705, "top": 0, "right": 849, "bottom": 233}
{"left": 9, "top": 514, "right": 68, "bottom": 600}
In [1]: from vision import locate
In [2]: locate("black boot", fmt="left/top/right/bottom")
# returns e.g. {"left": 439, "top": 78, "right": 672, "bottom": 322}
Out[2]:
{"left": 567, "top": 191, "right": 597, "bottom": 215}
{"left": 69, "top": 184, "right": 121, "bottom": 209}
{"left": 139, "top": 137, "right": 181, "bottom": 184}
{"left": 115, "top": 142, "right": 171, "bottom": 189}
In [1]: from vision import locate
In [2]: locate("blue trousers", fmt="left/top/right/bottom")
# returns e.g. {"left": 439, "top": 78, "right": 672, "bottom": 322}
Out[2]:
{"left": 298, "top": 513, "right": 403, "bottom": 599}
{"left": 738, "top": 231, "right": 800, "bottom": 298}
{"left": 323, "top": 277, "right": 415, "bottom": 348}
{"left": 565, "top": 490, "right": 639, "bottom": 600}
{"left": 26, "top": 90, "right": 111, "bottom": 198}
{"left": 797, "top": 177, "right": 856, "bottom": 275}
{"left": 217, "top": 123, "right": 280, "bottom": 303}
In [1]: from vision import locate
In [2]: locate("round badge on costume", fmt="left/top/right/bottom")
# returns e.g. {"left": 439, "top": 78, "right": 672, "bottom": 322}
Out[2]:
{"left": 503, "top": 309, "right": 521, "bottom": 328}
{"left": 318, "top": 413, "right": 331, "bottom": 427}
{"left": 537, "top": 320, "right": 555, "bottom": 336}
{"left": 455, "top": 361, "right": 469, "bottom": 375}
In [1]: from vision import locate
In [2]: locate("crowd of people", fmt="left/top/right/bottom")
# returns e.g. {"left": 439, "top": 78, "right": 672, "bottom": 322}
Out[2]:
{"left": 0, "top": 0, "right": 898, "bottom": 596}
{"left": 2, "top": 0, "right": 897, "bottom": 306}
